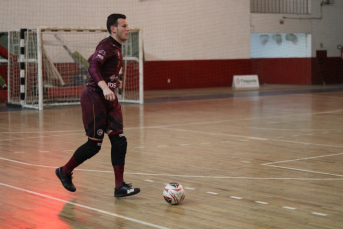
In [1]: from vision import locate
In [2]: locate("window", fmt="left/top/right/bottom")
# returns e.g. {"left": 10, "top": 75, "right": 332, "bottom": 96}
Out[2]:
{"left": 251, "top": 0, "right": 310, "bottom": 14}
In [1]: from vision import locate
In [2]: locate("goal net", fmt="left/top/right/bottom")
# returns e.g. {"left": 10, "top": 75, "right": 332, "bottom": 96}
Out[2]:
{"left": 7, "top": 27, "right": 143, "bottom": 109}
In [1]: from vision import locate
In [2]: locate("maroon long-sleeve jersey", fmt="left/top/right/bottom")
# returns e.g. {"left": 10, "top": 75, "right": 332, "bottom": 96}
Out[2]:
{"left": 86, "top": 36, "right": 122, "bottom": 92}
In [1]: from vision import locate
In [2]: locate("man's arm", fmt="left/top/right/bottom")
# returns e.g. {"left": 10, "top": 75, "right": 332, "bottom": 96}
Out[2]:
{"left": 89, "top": 60, "right": 115, "bottom": 101}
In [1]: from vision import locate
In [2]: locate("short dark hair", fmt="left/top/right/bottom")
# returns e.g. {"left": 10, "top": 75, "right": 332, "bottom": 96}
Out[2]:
{"left": 107, "top": 14, "right": 126, "bottom": 34}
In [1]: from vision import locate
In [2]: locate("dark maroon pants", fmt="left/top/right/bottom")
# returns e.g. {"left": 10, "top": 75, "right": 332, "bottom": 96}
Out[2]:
{"left": 80, "top": 86, "right": 123, "bottom": 139}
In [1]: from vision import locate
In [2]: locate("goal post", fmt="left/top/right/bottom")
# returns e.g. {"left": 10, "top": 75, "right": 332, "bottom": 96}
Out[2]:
{"left": 7, "top": 27, "right": 143, "bottom": 110}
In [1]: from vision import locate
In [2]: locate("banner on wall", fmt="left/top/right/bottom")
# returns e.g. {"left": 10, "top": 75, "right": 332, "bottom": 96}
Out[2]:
{"left": 232, "top": 75, "right": 259, "bottom": 88}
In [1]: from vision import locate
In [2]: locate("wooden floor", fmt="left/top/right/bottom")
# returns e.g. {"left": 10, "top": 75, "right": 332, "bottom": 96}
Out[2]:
{"left": 1, "top": 85, "right": 343, "bottom": 229}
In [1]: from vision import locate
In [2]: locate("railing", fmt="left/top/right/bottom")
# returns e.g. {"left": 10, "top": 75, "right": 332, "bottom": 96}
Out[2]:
{"left": 251, "top": 0, "right": 310, "bottom": 14}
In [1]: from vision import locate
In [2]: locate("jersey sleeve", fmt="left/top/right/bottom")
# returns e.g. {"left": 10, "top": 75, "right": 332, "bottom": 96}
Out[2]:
{"left": 88, "top": 43, "right": 115, "bottom": 84}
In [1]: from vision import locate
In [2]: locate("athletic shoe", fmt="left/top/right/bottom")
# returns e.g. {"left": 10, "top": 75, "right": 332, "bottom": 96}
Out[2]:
{"left": 2, "top": 85, "right": 7, "bottom": 90}
{"left": 55, "top": 167, "right": 76, "bottom": 192}
{"left": 115, "top": 182, "right": 140, "bottom": 197}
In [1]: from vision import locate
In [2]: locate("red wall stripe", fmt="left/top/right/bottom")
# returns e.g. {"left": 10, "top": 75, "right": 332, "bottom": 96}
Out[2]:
{"left": 144, "top": 58, "right": 315, "bottom": 90}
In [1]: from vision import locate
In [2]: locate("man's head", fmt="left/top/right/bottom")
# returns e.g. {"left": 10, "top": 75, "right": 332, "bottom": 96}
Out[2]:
{"left": 107, "top": 14, "right": 129, "bottom": 44}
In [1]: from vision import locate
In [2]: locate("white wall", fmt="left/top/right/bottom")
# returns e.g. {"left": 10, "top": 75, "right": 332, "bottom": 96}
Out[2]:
{"left": 0, "top": 0, "right": 251, "bottom": 61}
{"left": 251, "top": 0, "right": 343, "bottom": 57}
{"left": 251, "top": 33, "right": 311, "bottom": 58}
{"left": 1, "top": 0, "right": 342, "bottom": 60}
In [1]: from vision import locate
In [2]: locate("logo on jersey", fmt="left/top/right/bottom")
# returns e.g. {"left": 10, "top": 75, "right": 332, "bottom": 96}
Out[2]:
{"left": 108, "top": 82, "right": 116, "bottom": 88}
{"left": 97, "top": 129, "right": 104, "bottom": 136}
{"left": 110, "top": 75, "right": 116, "bottom": 81}
{"left": 99, "top": 50, "right": 106, "bottom": 56}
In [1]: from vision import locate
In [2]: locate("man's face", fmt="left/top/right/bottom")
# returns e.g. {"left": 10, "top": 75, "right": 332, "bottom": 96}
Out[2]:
{"left": 112, "top": 18, "right": 129, "bottom": 43}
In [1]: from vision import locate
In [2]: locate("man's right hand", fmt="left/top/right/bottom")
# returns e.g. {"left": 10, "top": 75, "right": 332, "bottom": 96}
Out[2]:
{"left": 103, "top": 87, "right": 115, "bottom": 101}
{"left": 98, "top": 80, "right": 115, "bottom": 101}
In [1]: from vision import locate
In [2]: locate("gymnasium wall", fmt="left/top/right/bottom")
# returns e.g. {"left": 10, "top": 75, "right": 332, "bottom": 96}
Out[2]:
{"left": 250, "top": 0, "right": 343, "bottom": 86}
{"left": 0, "top": 0, "right": 342, "bottom": 90}
{"left": 251, "top": 1, "right": 343, "bottom": 58}
{"left": 0, "top": 0, "right": 251, "bottom": 60}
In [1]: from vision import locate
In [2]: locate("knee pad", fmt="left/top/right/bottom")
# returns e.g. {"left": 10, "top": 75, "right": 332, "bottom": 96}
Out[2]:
{"left": 73, "top": 139, "right": 102, "bottom": 164}
{"left": 109, "top": 134, "right": 127, "bottom": 165}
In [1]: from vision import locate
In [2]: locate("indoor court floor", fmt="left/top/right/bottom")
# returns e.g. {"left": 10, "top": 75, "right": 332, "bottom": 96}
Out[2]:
{"left": 1, "top": 85, "right": 343, "bottom": 229}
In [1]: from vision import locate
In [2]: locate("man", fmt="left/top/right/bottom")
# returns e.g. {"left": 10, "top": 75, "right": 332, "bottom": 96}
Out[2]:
{"left": 56, "top": 14, "right": 140, "bottom": 197}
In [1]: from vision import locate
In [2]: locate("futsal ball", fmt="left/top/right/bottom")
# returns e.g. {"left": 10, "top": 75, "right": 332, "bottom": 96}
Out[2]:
{"left": 163, "top": 183, "right": 185, "bottom": 205}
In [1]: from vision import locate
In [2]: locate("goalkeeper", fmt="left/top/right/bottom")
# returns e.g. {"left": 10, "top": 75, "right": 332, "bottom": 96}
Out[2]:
{"left": 56, "top": 13, "right": 140, "bottom": 197}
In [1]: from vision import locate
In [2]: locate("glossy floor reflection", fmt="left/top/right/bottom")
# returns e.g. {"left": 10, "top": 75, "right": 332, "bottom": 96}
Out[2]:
{"left": 1, "top": 85, "right": 343, "bottom": 228}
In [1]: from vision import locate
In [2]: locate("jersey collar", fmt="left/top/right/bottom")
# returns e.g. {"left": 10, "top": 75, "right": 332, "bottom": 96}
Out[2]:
{"left": 109, "top": 36, "right": 122, "bottom": 48}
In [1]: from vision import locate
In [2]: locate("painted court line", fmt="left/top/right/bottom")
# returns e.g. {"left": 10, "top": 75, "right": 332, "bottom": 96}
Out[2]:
{"left": 0, "top": 130, "right": 83, "bottom": 134}
{"left": 3, "top": 109, "right": 340, "bottom": 139}
{"left": 1, "top": 157, "right": 343, "bottom": 180}
{"left": 283, "top": 206, "right": 296, "bottom": 210}
{"left": 269, "top": 139, "right": 343, "bottom": 149}
{"left": 179, "top": 144, "right": 190, "bottom": 146}
{"left": 248, "top": 137, "right": 268, "bottom": 141}
{"left": 184, "top": 187, "right": 195, "bottom": 190}
{"left": 0, "top": 132, "right": 85, "bottom": 142}
{"left": 230, "top": 196, "right": 242, "bottom": 200}
{"left": 0, "top": 157, "right": 57, "bottom": 168}
{"left": 263, "top": 152, "right": 343, "bottom": 165}
{"left": 206, "top": 192, "right": 218, "bottom": 195}
{"left": 264, "top": 164, "right": 343, "bottom": 177}
{"left": 250, "top": 127, "right": 332, "bottom": 132}
{"left": 262, "top": 153, "right": 343, "bottom": 178}
{"left": 2, "top": 108, "right": 343, "bottom": 144}
{"left": 0, "top": 182, "right": 169, "bottom": 229}
{"left": 127, "top": 108, "right": 343, "bottom": 131}
{"left": 312, "top": 212, "right": 327, "bottom": 217}
{"left": 161, "top": 127, "right": 343, "bottom": 149}
{"left": 255, "top": 201, "right": 268, "bottom": 205}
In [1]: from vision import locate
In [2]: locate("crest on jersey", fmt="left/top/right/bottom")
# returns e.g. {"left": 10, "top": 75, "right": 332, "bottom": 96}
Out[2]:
{"left": 97, "top": 129, "right": 104, "bottom": 136}
{"left": 99, "top": 50, "right": 106, "bottom": 56}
